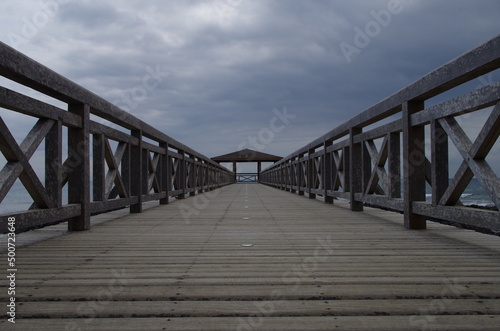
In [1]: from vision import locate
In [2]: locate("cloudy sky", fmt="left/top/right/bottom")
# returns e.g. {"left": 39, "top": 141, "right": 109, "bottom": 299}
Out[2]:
{"left": 0, "top": 0, "right": 499, "bottom": 174}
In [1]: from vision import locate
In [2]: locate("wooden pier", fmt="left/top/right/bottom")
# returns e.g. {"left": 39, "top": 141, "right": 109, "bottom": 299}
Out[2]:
{"left": 1, "top": 183, "right": 500, "bottom": 330}
{"left": 0, "top": 32, "right": 499, "bottom": 330}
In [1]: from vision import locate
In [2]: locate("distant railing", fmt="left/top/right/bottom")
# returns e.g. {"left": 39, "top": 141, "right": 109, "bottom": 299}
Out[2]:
{"left": 260, "top": 35, "right": 500, "bottom": 233}
{"left": 0, "top": 42, "right": 233, "bottom": 233}
{"left": 236, "top": 173, "right": 259, "bottom": 183}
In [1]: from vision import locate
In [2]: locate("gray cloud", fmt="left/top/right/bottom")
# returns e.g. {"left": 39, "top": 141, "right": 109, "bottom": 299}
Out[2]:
{"left": 0, "top": 0, "right": 499, "bottom": 175}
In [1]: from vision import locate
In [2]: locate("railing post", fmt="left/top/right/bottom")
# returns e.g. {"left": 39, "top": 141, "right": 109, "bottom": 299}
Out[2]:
{"left": 93, "top": 133, "right": 106, "bottom": 202}
{"left": 298, "top": 153, "right": 305, "bottom": 196}
{"left": 285, "top": 162, "right": 290, "bottom": 191}
{"left": 350, "top": 127, "right": 363, "bottom": 211}
{"left": 362, "top": 140, "right": 371, "bottom": 195}
{"left": 403, "top": 101, "right": 426, "bottom": 229}
{"left": 122, "top": 142, "right": 131, "bottom": 200}
{"left": 257, "top": 161, "right": 262, "bottom": 182}
{"left": 280, "top": 164, "right": 285, "bottom": 190}
{"left": 160, "top": 142, "right": 169, "bottom": 205}
{"left": 208, "top": 166, "right": 213, "bottom": 191}
{"left": 431, "top": 120, "right": 448, "bottom": 205}
{"left": 203, "top": 162, "right": 208, "bottom": 192}
{"left": 324, "top": 141, "right": 333, "bottom": 204}
{"left": 307, "top": 149, "right": 316, "bottom": 199}
{"left": 189, "top": 157, "right": 196, "bottom": 197}
{"left": 46, "top": 120, "right": 62, "bottom": 208}
{"left": 198, "top": 160, "right": 205, "bottom": 193}
{"left": 67, "top": 103, "right": 90, "bottom": 231}
{"left": 388, "top": 132, "right": 401, "bottom": 198}
{"left": 143, "top": 148, "right": 149, "bottom": 195}
{"left": 233, "top": 161, "right": 237, "bottom": 183}
{"left": 177, "top": 150, "right": 186, "bottom": 198}
{"left": 205, "top": 165, "right": 210, "bottom": 191}
{"left": 130, "top": 129, "right": 143, "bottom": 213}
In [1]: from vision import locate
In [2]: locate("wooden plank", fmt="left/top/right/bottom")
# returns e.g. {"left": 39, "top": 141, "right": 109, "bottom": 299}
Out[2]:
{"left": 142, "top": 192, "right": 168, "bottom": 203}
{"left": 327, "top": 190, "right": 350, "bottom": 199}
{"left": 353, "top": 119, "right": 403, "bottom": 143}
{"left": 357, "top": 194, "right": 404, "bottom": 212}
{"left": 89, "top": 198, "right": 138, "bottom": 215}
{"left": 0, "top": 86, "right": 81, "bottom": 127}
{"left": 411, "top": 83, "right": 500, "bottom": 126}
{"left": 142, "top": 140, "right": 166, "bottom": 154}
{"left": 89, "top": 121, "right": 138, "bottom": 145}
{"left": 0, "top": 205, "right": 81, "bottom": 233}
{"left": 14, "top": 299, "right": 500, "bottom": 318}
{"left": 3, "top": 316, "right": 500, "bottom": 331}
{"left": 413, "top": 202, "right": 500, "bottom": 232}
{"left": 5, "top": 283, "right": 500, "bottom": 301}
{"left": 1, "top": 184, "right": 500, "bottom": 330}
{"left": 325, "top": 138, "right": 349, "bottom": 153}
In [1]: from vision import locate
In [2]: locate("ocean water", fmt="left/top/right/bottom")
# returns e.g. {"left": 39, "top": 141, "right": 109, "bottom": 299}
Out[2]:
{"left": 0, "top": 178, "right": 495, "bottom": 215}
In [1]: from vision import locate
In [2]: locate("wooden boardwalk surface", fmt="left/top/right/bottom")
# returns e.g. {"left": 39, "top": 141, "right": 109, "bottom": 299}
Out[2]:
{"left": 1, "top": 184, "right": 500, "bottom": 330}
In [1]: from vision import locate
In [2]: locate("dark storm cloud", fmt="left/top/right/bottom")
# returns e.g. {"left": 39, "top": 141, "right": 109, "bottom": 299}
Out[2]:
{"left": 0, "top": 0, "right": 499, "bottom": 168}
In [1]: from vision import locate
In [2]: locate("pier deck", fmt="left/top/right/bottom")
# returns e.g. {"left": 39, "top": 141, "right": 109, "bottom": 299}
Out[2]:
{"left": 1, "top": 184, "right": 500, "bottom": 330}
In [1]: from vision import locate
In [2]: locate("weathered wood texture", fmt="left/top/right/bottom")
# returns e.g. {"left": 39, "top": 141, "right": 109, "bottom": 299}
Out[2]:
{"left": 260, "top": 35, "right": 500, "bottom": 232}
{"left": 0, "top": 42, "right": 233, "bottom": 233}
{"left": 1, "top": 184, "right": 499, "bottom": 330}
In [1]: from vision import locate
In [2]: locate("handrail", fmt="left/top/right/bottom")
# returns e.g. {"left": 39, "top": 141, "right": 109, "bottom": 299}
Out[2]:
{"left": 260, "top": 35, "right": 500, "bottom": 233}
{"left": 0, "top": 41, "right": 233, "bottom": 233}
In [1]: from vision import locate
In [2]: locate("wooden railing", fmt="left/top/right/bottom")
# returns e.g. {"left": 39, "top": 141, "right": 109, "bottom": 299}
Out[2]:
{"left": 260, "top": 35, "right": 500, "bottom": 233}
{"left": 236, "top": 173, "right": 259, "bottom": 183}
{"left": 0, "top": 42, "right": 233, "bottom": 233}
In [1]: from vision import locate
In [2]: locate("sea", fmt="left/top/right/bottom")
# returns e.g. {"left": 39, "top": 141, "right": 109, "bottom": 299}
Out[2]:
{"left": 0, "top": 178, "right": 495, "bottom": 215}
